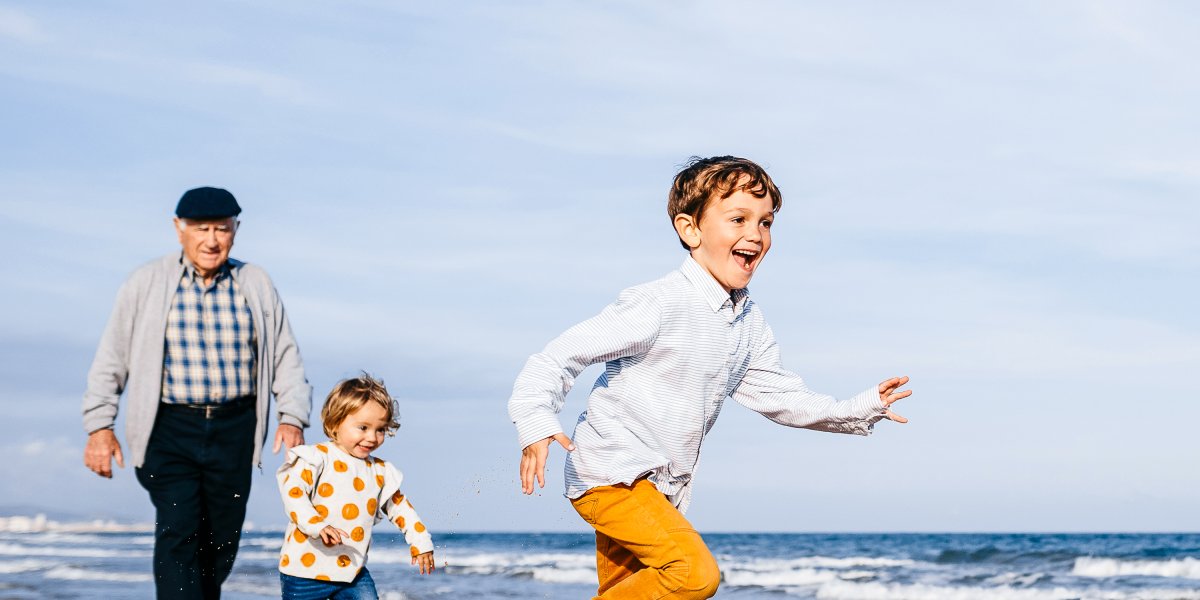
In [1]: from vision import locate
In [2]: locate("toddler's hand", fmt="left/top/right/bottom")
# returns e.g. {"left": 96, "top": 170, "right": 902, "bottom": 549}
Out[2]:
{"left": 412, "top": 551, "right": 435, "bottom": 574}
{"left": 318, "top": 525, "right": 349, "bottom": 547}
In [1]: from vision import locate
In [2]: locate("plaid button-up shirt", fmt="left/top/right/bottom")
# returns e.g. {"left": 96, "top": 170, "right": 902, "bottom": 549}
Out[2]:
{"left": 162, "top": 256, "right": 257, "bottom": 404}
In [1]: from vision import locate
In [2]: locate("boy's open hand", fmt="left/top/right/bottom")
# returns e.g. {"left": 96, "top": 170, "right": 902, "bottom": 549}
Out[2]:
{"left": 520, "top": 433, "right": 574, "bottom": 494}
{"left": 412, "top": 550, "right": 435, "bottom": 574}
{"left": 879, "top": 376, "right": 912, "bottom": 423}
{"left": 318, "top": 525, "right": 349, "bottom": 547}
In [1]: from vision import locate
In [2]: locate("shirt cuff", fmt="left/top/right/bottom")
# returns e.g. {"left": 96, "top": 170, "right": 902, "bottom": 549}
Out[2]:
{"left": 851, "top": 385, "right": 886, "bottom": 417}
{"left": 278, "top": 414, "right": 305, "bottom": 429}
{"left": 843, "top": 385, "right": 887, "bottom": 436}
{"left": 515, "top": 412, "right": 566, "bottom": 450}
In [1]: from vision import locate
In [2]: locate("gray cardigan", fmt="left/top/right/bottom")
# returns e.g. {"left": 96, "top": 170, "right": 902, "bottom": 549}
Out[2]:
{"left": 82, "top": 252, "right": 313, "bottom": 468}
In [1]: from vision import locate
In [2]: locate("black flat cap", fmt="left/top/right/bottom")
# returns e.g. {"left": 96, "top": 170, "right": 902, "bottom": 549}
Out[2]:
{"left": 175, "top": 187, "right": 242, "bottom": 219}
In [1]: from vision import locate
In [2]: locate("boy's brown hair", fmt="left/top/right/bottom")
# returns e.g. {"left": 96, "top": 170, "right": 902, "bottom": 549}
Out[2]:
{"left": 667, "top": 155, "right": 783, "bottom": 250}
{"left": 320, "top": 373, "right": 401, "bottom": 439}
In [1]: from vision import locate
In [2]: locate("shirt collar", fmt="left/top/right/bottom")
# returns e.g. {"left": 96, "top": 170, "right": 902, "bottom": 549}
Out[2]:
{"left": 179, "top": 252, "right": 230, "bottom": 285}
{"left": 679, "top": 255, "right": 749, "bottom": 313}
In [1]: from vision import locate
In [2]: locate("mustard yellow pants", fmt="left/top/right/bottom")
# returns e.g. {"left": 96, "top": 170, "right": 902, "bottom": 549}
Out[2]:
{"left": 570, "top": 479, "right": 720, "bottom": 599}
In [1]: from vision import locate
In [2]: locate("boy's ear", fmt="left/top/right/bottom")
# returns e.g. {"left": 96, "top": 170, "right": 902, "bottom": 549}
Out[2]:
{"left": 674, "top": 214, "right": 701, "bottom": 249}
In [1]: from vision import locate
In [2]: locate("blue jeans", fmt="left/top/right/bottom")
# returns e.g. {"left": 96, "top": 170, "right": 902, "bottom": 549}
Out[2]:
{"left": 280, "top": 569, "right": 378, "bottom": 600}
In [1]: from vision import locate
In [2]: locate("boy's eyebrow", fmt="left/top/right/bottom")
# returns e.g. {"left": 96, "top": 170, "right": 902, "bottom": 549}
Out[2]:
{"left": 718, "top": 205, "right": 772, "bottom": 217}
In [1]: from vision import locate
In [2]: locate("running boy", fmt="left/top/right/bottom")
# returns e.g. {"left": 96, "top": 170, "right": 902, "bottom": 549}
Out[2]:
{"left": 278, "top": 374, "right": 434, "bottom": 599}
{"left": 508, "top": 156, "right": 912, "bottom": 599}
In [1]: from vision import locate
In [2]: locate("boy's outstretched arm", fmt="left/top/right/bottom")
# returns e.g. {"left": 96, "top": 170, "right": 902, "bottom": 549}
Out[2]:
{"left": 520, "top": 433, "right": 575, "bottom": 495}
{"left": 509, "top": 287, "right": 662, "bottom": 494}
{"left": 733, "top": 325, "right": 913, "bottom": 434}
{"left": 879, "top": 375, "right": 912, "bottom": 423}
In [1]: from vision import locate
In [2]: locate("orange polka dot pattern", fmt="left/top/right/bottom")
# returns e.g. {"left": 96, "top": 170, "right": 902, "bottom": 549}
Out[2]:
{"left": 276, "top": 442, "right": 433, "bottom": 583}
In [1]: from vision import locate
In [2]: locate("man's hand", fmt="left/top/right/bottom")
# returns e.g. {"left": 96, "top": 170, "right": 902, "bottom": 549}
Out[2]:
{"left": 273, "top": 423, "right": 304, "bottom": 453}
{"left": 84, "top": 429, "right": 124, "bottom": 478}
{"left": 519, "top": 433, "right": 574, "bottom": 495}
{"left": 878, "top": 375, "right": 912, "bottom": 423}
{"left": 412, "top": 551, "right": 435, "bottom": 575}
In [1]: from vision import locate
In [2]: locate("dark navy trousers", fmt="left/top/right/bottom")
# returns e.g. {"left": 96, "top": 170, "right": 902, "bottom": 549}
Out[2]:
{"left": 135, "top": 400, "right": 256, "bottom": 600}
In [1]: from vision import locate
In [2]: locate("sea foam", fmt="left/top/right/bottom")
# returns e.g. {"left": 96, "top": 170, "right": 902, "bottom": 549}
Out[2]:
{"left": 1073, "top": 556, "right": 1200, "bottom": 580}
{"left": 0, "top": 559, "right": 56, "bottom": 574}
{"left": 0, "top": 541, "right": 150, "bottom": 558}
{"left": 43, "top": 566, "right": 152, "bottom": 582}
{"left": 813, "top": 580, "right": 1200, "bottom": 600}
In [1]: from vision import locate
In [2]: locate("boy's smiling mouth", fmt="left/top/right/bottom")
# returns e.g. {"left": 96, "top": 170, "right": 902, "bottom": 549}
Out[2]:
{"left": 732, "top": 249, "right": 759, "bottom": 271}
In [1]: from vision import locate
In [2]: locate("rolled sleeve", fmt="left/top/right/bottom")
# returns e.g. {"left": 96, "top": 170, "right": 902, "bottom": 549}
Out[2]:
{"left": 508, "top": 288, "right": 661, "bottom": 449}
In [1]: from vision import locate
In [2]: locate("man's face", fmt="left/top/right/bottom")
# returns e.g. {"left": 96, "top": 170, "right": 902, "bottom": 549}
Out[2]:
{"left": 175, "top": 217, "right": 237, "bottom": 280}
{"left": 681, "top": 189, "right": 774, "bottom": 293}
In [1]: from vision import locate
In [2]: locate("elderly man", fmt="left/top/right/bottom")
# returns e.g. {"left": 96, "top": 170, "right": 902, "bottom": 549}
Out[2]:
{"left": 82, "top": 187, "right": 312, "bottom": 599}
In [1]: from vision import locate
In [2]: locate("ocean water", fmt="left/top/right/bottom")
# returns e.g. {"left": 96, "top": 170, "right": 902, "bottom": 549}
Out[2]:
{"left": 0, "top": 528, "right": 1197, "bottom": 599}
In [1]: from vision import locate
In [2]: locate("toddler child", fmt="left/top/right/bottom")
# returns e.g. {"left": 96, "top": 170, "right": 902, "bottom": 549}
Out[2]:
{"left": 278, "top": 374, "right": 434, "bottom": 599}
{"left": 508, "top": 156, "right": 913, "bottom": 599}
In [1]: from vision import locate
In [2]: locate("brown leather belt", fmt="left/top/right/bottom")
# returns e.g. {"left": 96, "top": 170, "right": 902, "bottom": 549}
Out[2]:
{"left": 160, "top": 395, "right": 255, "bottom": 419}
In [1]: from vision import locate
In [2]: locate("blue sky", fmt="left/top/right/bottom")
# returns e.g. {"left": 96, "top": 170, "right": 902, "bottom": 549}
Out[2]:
{"left": 1, "top": 1, "right": 1196, "bottom": 533}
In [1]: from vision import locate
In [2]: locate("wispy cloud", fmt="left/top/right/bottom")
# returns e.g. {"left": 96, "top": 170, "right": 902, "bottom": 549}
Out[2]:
{"left": 0, "top": 5, "right": 47, "bottom": 44}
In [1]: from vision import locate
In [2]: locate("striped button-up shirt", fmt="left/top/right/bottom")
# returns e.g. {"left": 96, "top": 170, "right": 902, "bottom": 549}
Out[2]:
{"left": 509, "top": 256, "right": 886, "bottom": 513}
{"left": 162, "top": 256, "right": 257, "bottom": 404}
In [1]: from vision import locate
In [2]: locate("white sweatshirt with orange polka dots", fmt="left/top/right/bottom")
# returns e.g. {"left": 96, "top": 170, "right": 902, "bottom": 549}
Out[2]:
{"left": 276, "top": 442, "right": 433, "bottom": 582}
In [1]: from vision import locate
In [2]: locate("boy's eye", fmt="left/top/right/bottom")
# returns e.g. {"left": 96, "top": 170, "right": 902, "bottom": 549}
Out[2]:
{"left": 761, "top": 220, "right": 773, "bottom": 228}
{"left": 731, "top": 217, "right": 745, "bottom": 224}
